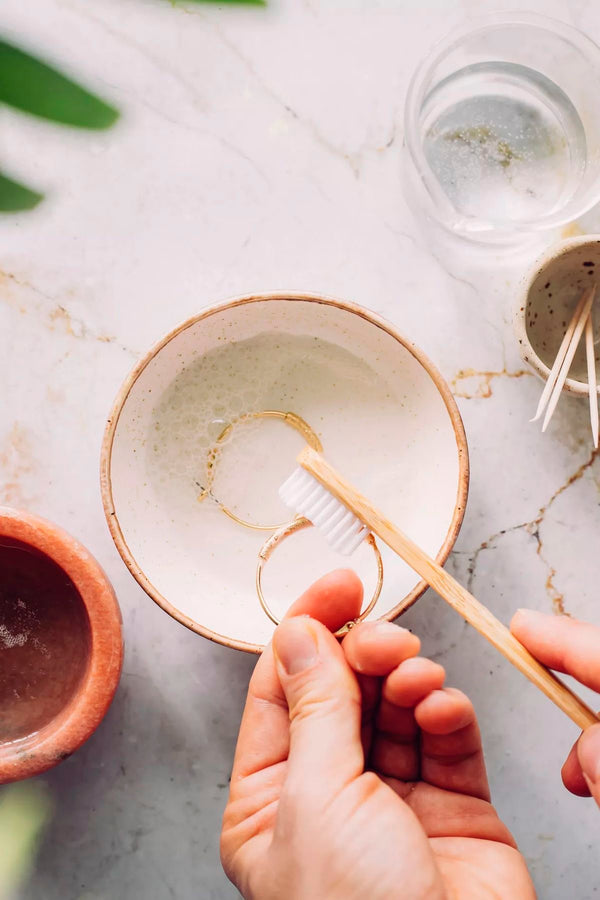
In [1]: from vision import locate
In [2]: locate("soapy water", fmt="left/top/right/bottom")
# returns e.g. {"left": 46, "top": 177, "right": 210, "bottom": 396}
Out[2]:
{"left": 127, "top": 323, "right": 461, "bottom": 642}
{"left": 148, "top": 332, "right": 397, "bottom": 527}
{"left": 422, "top": 62, "right": 586, "bottom": 228}
{"left": 204, "top": 416, "right": 311, "bottom": 525}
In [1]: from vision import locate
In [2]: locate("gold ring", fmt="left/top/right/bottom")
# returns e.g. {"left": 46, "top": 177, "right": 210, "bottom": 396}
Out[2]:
{"left": 256, "top": 516, "right": 384, "bottom": 637}
{"left": 197, "top": 411, "right": 323, "bottom": 531}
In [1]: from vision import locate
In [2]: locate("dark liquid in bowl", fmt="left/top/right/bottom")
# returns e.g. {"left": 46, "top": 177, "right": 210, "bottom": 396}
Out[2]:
{"left": 0, "top": 538, "right": 91, "bottom": 742}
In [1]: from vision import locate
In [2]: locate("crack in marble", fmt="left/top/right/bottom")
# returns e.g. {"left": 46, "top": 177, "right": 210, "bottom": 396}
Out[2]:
{"left": 107, "top": 77, "right": 271, "bottom": 186}
{"left": 58, "top": 0, "right": 207, "bottom": 112}
{"left": 465, "top": 446, "right": 600, "bottom": 614}
{"left": 451, "top": 367, "right": 533, "bottom": 399}
{"left": 188, "top": 15, "right": 391, "bottom": 177}
{"left": 383, "top": 120, "right": 398, "bottom": 150}
{"left": 426, "top": 251, "right": 512, "bottom": 364}
{"left": 381, "top": 218, "right": 418, "bottom": 249}
{"left": 64, "top": 0, "right": 398, "bottom": 178}
{"left": 0, "top": 270, "right": 136, "bottom": 356}
{"left": 431, "top": 256, "right": 479, "bottom": 294}
{"left": 465, "top": 521, "right": 528, "bottom": 594}
{"left": 208, "top": 20, "right": 360, "bottom": 171}
{"left": 58, "top": 0, "right": 272, "bottom": 188}
{"left": 279, "top": 100, "right": 363, "bottom": 175}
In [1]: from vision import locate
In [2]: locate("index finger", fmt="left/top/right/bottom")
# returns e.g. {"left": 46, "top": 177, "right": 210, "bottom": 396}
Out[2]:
{"left": 511, "top": 609, "right": 600, "bottom": 692}
{"left": 231, "top": 569, "right": 363, "bottom": 783}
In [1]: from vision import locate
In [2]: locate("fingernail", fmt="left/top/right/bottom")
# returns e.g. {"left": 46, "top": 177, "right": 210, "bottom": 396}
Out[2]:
{"left": 514, "top": 608, "right": 545, "bottom": 621}
{"left": 274, "top": 619, "right": 319, "bottom": 676}
{"left": 372, "top": 620, "right": 420, "bottom": 645}
{"left": 512, "top": 609, "right": 549, "bottom": 629}
{"left": 371, "top": 620, "right": 403, "bottom": 634}
{"left": 401, "top": 656, "right": 444, "bottom": 674}
{"left": 578, "top": 724, "right": 600, "bottom": 785}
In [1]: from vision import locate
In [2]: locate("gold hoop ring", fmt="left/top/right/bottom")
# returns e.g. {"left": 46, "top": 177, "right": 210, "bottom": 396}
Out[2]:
{"left": 256, "top": 516, "right": 384, "bottom": 637}
{"left": 197, "top": 411, "right": 323, "bottom": 531}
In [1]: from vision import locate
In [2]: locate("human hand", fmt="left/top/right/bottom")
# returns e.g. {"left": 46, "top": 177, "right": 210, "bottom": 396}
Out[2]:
{"left": 221, "top": 571, "right": 534, "bottom": 899}
{"left": 511, "top": 609, "right": 600, "bottom": 804}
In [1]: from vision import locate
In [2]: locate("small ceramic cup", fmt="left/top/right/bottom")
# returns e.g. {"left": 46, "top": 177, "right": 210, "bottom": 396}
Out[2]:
{"left": 0, "top": 508, "right": 123, "bottom": 784}
{"left": 516, "top": 235, "right": 600, "bottom": 396}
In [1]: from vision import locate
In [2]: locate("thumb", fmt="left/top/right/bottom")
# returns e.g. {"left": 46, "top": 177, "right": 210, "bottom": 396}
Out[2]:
{"left": 273, "top": 616, "right": 363, "bottom": 800}
{"left": 577, "top": 724, "right": 600, "bottom": 806}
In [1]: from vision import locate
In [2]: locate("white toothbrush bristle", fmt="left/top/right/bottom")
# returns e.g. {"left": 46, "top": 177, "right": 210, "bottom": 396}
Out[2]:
{"left": 279, "top": 467, "right": 369, "bottom": 556}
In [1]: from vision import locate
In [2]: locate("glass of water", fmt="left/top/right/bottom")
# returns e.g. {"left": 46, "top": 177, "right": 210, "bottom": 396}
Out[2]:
{"left": 404, "top": 13, "right": 600, "bottom": 245}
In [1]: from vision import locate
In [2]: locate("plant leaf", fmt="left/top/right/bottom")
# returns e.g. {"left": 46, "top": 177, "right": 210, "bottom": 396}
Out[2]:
{"left": 172, "top": 0, "right": 266, "bottom": 5}
{"left": 0, "top": 783, "right": 53, "bottom": 897}
{"left": 0, "top": 172, "right": 43, "bottom": 211}
{"left": 0, "top": 39, "right": 119, "bottom": 129}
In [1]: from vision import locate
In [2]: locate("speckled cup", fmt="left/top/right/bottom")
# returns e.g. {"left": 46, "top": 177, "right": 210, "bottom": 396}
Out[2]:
{"left": 0, "top": 508, "right": 123, "bottom": 784}
{"left": 516, "top": 235, "right": 600, "bottom": 396}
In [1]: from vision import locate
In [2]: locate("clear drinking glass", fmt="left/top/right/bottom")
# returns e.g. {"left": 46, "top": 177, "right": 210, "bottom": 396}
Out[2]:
{"left": 403, "top": 13, "right": 600, "bottom": 245}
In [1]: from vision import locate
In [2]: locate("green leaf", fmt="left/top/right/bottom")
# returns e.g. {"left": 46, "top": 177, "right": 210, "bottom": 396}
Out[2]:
{"left": 0, "top": 39, "right": 119, "bottom": 129}
{"left": 0, "top": 172, "right": 43, "bottom": 211}
{"left": 171, "top": 0, "right": 266, "bottom": 5}
{"left": 0, "top": 783, "right": 52, "bottom": 897}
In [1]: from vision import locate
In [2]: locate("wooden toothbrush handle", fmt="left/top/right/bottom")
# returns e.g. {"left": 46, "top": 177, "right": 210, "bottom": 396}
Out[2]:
{"left": 300, "top": 448, "right": 599, "bottom": 731}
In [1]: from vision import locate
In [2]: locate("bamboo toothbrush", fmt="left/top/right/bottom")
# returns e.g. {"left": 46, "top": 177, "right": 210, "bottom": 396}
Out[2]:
{"left": 280, "top": 446, "right": 599, "bottom": 731}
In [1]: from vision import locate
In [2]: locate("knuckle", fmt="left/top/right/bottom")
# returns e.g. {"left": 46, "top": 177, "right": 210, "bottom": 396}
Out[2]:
{"left": 289, "top": 678, "right": 360, "bottom": 722}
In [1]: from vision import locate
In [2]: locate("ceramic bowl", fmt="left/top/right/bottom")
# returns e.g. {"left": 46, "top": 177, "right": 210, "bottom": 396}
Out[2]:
{"left": 516, "top": 235, "right": 600, "bottom": 396}
{"left": 101, "top": 293, "right": 469, "bottom": 653}
{"left": 0, "top": 508, "right": 123, "bottom": 784}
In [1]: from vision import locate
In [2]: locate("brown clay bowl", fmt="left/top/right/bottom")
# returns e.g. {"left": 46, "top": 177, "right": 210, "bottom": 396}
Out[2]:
{"left": 0, "top": 508, "right": 123, "bottom": 784}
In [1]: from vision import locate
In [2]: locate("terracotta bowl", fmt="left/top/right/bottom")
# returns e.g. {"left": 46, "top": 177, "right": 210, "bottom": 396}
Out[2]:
{"left": 0, "top": 508, "right": 123, "bottom": 784}
{"left": 102, "top": 293, "right": 469, "bottom": 653}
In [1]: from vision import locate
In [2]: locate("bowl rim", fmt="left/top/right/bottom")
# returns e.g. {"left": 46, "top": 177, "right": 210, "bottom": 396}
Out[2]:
{"left": 0, "top": 507, "right": 123, "bottom": 783}
{"left": 515, "top": 234, "right": 600, "bottom": 396}
{"left": 100, "top": 292, "right": 470, "bottom": 654}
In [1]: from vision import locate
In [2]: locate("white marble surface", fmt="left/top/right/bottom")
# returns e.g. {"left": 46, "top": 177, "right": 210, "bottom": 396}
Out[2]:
{"left": 2, "top": 0, "right": 600, "bottom": 897}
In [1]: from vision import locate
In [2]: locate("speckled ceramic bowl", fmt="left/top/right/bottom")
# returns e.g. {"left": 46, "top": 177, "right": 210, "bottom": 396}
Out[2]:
{"left": 516, "top": 236, "right": 600, "bottom": 396}
{"left": 0, "top": 508, "right": 123, "bottom": 784}
{"left": 101, "top": 293, "right": 469, "bottom": 653}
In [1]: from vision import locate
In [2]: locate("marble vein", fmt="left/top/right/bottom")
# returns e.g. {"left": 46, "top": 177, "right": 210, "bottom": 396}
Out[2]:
{"left": 57, "top": 0, "right": 207, "bottom": 113}
{"left": 451, "top": 368, "right": 533, "bottom": 399}
{"left": 4, "top": 2, "right": 599, "bottom": 897}
{"left": 466, "top": 446, "right": 600, "bottom": 614}
{"left": 56, "top": 0, "right": 271, "bottom": 185}
{"left": 381, "top": 218, "right": 419, "bottom": 249}
{"left": 185, "top": 14, "right": 397, "bottom": 177}
{"left": 0, "top": 269, "right": 136, "bottom": 356}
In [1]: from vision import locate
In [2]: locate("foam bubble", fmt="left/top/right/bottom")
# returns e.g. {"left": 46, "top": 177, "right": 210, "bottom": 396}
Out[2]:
{"left": 147, "top": 331, "right": 397, "bottom": 527}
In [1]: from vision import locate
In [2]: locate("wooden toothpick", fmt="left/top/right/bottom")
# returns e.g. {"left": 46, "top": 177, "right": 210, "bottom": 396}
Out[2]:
{"left": 531, "top": 285, "right": 595, "bottom": 423}
{"left": 585, "top": 308, "right": 598, "bottom": 449}
{"left": 541, "top": 285, "right": 596, "bottom": 433}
